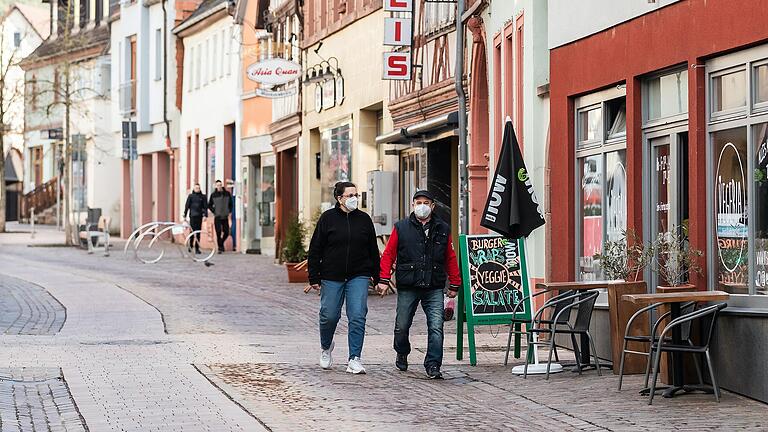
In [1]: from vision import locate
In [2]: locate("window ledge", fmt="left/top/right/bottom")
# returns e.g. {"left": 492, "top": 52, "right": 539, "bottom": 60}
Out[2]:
{"left": 721, "top": 307, "right": 768, "bottom": 317}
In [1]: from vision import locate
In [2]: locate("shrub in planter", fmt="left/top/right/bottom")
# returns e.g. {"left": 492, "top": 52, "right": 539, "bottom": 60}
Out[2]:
{"left": 593, "top": 228, "right": 650, "bottom": 282}
{"left": 281, "top": 216, "right": 308, "bottom": 283}
{"left": 649, "top": 227, "right": 703, "bottom": 289}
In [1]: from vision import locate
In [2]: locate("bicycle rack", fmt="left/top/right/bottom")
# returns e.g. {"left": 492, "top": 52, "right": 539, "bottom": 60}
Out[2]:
{"left": 125, "top": 221, "right": 215, "bottom": 264}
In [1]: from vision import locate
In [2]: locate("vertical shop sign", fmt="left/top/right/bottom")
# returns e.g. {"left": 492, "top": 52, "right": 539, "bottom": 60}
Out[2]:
{"left": 383, "top": 0, "right": 413, "bottom": 80}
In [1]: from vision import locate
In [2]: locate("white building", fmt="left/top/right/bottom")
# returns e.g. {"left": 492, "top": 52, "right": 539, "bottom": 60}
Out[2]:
{"left": 20, "top": 0, "right": 116, "bottom": 229}
{"left": 174, "top": 0, "right": 241, "bottom": 250}
{"left": 110, "top": 0, "right": 187, "bottom": 236}
{"left": 1, "top": 3, "right": 48, "bottom": 222}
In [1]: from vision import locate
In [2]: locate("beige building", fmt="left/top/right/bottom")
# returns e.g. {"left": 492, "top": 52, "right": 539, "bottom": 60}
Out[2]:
{"left": 298, "top": 1, "right": 388, "bottom": 220}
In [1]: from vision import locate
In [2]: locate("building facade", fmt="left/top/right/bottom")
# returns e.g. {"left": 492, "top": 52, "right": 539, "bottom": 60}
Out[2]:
{"left": 1, "top": 3, "right": 49, "bottom": 223}
{"left": 549, "top": 0, "right": 768, "bottom": 402}
{"left": 175, "top": 0, "right": 241, "bottom": 250}
{"left": 299, "top": 0, "right": 384, "bottom": 226}
{"left": 21, "top": 0, "right": 116, "bottom": 230}
{"left": 111, "top": 0, "right": 194, "bottom": 236}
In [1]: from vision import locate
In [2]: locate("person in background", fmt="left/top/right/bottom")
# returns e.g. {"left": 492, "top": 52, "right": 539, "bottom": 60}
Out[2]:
{"left": 306, "top": 181, "right": 380, "bottom": 374}
{"left": 183, "top": 183, "right": 207, "bottom": 254}
{"left": 208, "top": 180, "right": 232, "bottom": 253}
{"left": 378, "top": 190, "right": 461, "bottom": 379}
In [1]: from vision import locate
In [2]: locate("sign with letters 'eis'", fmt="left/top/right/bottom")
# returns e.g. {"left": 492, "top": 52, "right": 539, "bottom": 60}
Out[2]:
{"left": 382, "top": 0, "right": 413, "bottom": 80}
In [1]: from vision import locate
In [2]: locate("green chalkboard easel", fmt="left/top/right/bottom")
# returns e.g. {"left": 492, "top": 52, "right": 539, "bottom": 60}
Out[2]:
{"left": 456, "top": 234, "right": 533, "bottom": 366}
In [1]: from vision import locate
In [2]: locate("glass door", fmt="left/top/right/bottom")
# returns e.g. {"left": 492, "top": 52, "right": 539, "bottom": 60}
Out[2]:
{"left": 649, "top": 131, "right": 689, "bottom": 288}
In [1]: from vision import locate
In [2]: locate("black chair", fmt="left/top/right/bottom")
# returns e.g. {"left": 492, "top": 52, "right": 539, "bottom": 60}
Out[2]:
{"left": 617, "top": 301, "right": 698, "bottom": 390}
{"left": 648, "top": 302, "right": 728, "bottom": 405}
{"left": 504, "top": 290, "right": 575, "bottom": 366}
{"left": 524, "top": 290, "right": 601, "bottom": 379}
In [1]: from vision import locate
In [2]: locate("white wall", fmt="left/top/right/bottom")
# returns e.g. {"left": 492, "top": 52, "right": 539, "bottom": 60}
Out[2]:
{"left": 2, "top": 9, "right": 44, "bottom": 155}
{"left": 548, "top": 0, "right": 681, "bottom": 49}
{"left": 178, "top": 15, "right": 239, "bottom": 207}
{"left": 481, "top": 0, "right": 549, "bottom": 280}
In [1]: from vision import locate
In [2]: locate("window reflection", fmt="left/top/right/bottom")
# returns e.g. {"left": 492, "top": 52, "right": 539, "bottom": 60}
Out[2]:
{"left": 755, "top": 123, "right": 768, "bottom": 295}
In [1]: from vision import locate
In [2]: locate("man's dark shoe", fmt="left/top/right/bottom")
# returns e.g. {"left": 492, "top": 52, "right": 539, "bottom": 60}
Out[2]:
{"left": 396, "top": 354, "right": 408, "bottom": 371}
{"left": 426, "top": 365, "right": 443, "bottom": 380}
{"left": 195, "top": 248, "right": 201, "bottom": 254}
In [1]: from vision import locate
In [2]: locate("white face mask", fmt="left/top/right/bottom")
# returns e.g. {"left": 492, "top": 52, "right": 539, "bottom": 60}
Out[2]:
{"left": 414, "top": 203, "right": 432, "bottom": 219}
{"left": 344, "top": 196, "right": 359, "bottom": 211}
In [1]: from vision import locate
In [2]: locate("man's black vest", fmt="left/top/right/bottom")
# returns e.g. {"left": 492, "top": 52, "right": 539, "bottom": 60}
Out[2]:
{"left": 394, "top": 213, "right": 450, "bottom": 290}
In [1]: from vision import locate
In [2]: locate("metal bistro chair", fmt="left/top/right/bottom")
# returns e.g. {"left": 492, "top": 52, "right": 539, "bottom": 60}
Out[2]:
{"left": 648, "top": 302, "right": 728, "bottom": 405}
{"left": 504, "top": 290, "right": 575, "bottom": 366}
{"left": 524, "top": 290, "right": 601, "bottom": 379}
{"left": 617, "top": 301, "right": 698, "bottom": 391}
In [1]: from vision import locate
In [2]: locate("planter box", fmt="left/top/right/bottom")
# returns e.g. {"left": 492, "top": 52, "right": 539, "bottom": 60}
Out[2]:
{"left": 606, "top": 280, "right": 649, "bottom": 374}
{"left": 285, "top": 263, "right": 309, "bottom": 283}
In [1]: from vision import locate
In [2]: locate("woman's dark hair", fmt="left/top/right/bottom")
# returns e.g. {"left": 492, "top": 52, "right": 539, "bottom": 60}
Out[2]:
{"left": 333, "top": 181, "right": 356, "bottom": 199}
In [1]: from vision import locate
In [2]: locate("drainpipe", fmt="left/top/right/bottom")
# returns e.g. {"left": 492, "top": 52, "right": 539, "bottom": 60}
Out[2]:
{"left": 162, "top": 0, "right": 171, "bottom": 148}
{"left": 455, "top": 0, "right": 468, "bottom": 235}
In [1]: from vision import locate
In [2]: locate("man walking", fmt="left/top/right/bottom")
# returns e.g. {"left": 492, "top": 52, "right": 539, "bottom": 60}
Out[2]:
{"left": 208, "top": 180, "right": 232, "bottom": 253}
{"left": 378, "top": 190, "right": 461, "bottom": 379}
{"left": 183, "top": 183, "right": 207, "bottom": 254}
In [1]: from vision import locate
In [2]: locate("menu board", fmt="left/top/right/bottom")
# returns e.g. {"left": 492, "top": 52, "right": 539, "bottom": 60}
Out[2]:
{"left": 459, "top": 235, "right": 531, "bottom": 320}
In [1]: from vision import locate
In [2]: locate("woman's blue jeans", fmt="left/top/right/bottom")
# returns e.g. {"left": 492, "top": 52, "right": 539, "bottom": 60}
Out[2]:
{"left": 319, "top": 276, "right": 369, "bottom": 360}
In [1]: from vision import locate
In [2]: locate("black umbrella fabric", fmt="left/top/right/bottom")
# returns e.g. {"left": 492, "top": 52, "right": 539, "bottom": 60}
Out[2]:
{"left": 480, "top": 119, "right": 545, "bottom": 238}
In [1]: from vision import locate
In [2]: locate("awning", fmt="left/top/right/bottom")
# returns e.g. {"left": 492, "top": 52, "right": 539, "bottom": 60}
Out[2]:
{"left": 375, "top": 111, "right": 459, "bottom": 145}
{"left": 4, "top": 151, "right": 21, "bottom": 183}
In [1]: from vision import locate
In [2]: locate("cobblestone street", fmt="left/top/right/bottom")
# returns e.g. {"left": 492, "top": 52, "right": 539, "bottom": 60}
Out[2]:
{"left": 0, "top": 227, "right": 765, "bottom": 431}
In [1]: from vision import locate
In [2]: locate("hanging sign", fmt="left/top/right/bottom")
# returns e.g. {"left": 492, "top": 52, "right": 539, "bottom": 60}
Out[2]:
{"left": 246, "top": 58, "right": 301, "bottom": 85}
{"left": 382, "top": 0, "right": 413, "bottom": 80}
{"left": 456, "top": 234, "right": 533, "bottom": 365}
{"left": 322, "top": 79, "right": 336, "bottom": 110}
{"left": 255, "top": 87, "right": 298, "bottom": 98}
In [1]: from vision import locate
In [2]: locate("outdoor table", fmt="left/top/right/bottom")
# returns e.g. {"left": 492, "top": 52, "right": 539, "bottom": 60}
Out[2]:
{"left": 622, "top": 291, "right": 730, "bottom": 398}
{"left": 535, "top": 281, "right": 615, "bottom": 371}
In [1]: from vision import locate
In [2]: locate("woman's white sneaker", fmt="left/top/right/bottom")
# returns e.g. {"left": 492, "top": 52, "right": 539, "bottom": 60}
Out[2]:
{"left": 320, "top": 342, "right": 335, "bottom": 369}
{"left": 346, "top": 357, "right": 366, "bottom": 374}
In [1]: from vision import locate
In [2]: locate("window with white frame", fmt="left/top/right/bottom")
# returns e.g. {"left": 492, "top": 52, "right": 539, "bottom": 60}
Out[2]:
{"left": 203, "top": 39, "right": 209, "bottom": 85}
{"left": 155, "top": 28, "right": 162, "bottom": 81}
{"left": 575, "top": 87, "right": 628, "bottom": 281}
{"left": 212, "top": 33, "right": 218, "bottom": 81}
{"left": 227, "top": 27, "right": 234, "bottom": 75}
{"left": 707, "top": 44, "right": 768, "bottom": 299}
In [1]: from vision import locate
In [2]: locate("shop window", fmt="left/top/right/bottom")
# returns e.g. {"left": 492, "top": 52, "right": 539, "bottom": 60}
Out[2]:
{"left": 754, "top": 63, "right": 768, "bottom": 107}
{"left": 646, "top": 70, "right": 688, "bottom": 121}
{"left": 711, "top": 69, "right": 746, "bottom": 114}
{"left": 754, "top": 123, "right": 768, "bottom": 295}
{"left": 577, "top": 107, "right": 601, "bottom": 146}
{"left": 707, "top": 45, "right": 768, "bottom": 302}
{"left": 713, "top": 127, "right": 748, "bottom": 294}
{"left": 575, "top": 90, "right": 627, "bottom": 281}
{"left": 320, "top": 123, "right": 351, "bottom": 209}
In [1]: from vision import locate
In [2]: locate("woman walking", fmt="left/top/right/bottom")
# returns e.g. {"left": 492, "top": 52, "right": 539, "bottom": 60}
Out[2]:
{"left": 306, "top": 181, "right": 380, "bottom": 374}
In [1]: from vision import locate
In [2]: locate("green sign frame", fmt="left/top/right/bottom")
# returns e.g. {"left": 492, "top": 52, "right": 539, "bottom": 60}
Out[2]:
{"left": 456, "top": 234, "right": 533, "bottom": 365}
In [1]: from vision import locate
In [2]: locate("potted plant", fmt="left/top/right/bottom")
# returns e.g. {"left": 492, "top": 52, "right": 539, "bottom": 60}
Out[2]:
{"left": 593, "top": 228, "right": 650, "bottom": 282}
{"left": 281, "top": 215, "right": 309, "bottom": 283}
{"left": 649, "top": 227, "right": 703, "bottom": 290}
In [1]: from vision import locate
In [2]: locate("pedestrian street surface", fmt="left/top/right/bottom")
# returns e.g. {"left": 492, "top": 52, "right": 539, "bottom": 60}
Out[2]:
{"left": 0, "top": 225, "right": 765, "bottom": 431}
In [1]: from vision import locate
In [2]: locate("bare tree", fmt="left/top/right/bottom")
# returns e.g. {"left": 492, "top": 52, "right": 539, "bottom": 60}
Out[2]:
{"left": 0, "top": 21, "right": 32, "bottom": 233}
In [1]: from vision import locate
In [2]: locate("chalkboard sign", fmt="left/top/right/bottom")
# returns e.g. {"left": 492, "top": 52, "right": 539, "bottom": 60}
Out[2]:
{"left": 456, "top": 234, "right": 533, "bottom": 365}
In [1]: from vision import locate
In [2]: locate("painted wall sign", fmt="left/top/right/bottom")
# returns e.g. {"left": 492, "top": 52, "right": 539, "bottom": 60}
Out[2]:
{"left": 384, "top": 17, "right": 412, "bottom": 46}
{"left": 246, "top": 58, "right": 301, "bottom": 85}
{"left": 383, "top": 52, "right": 411, "bottom": 80}
{"left": 383, "top": 0, "right": 412, "bottom": 12}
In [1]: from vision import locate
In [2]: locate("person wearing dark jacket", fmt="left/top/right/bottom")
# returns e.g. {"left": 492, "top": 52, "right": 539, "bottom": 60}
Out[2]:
{"left": 378, "top": 190, "right": 461, "bottom": 379}
{"left": 183, "top": 183, "right": 207, "bottom": 254}
{"left": 207, "top": 180, "right": 232, "bottom": 253}
{"left": 306, "top": 181, "right": 380, "bottom": 374}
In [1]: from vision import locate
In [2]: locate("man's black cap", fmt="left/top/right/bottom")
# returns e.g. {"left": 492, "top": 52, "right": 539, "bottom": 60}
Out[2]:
{"left": 412, "top": 190, "right": 434, "bottom": 201}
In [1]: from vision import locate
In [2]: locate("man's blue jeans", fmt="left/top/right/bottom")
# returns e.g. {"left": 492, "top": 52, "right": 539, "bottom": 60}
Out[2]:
{"left": 319, "top": 276, "right": 369, "bottom": 360}
{"left": 394, "top": 288, "right": 444, "bottom": 369}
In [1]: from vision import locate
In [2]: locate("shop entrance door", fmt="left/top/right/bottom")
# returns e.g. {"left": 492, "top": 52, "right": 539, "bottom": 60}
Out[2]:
{"left": 648, "top": 130, "right": 689, "bottom": 288}
{"left": 399, "top": 148, "right": 427, "bottom": 220}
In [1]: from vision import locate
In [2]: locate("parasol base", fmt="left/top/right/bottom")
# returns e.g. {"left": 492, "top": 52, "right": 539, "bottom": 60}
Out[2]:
{"left": 511, "top": 363, "right": 564, "bottom": 375}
